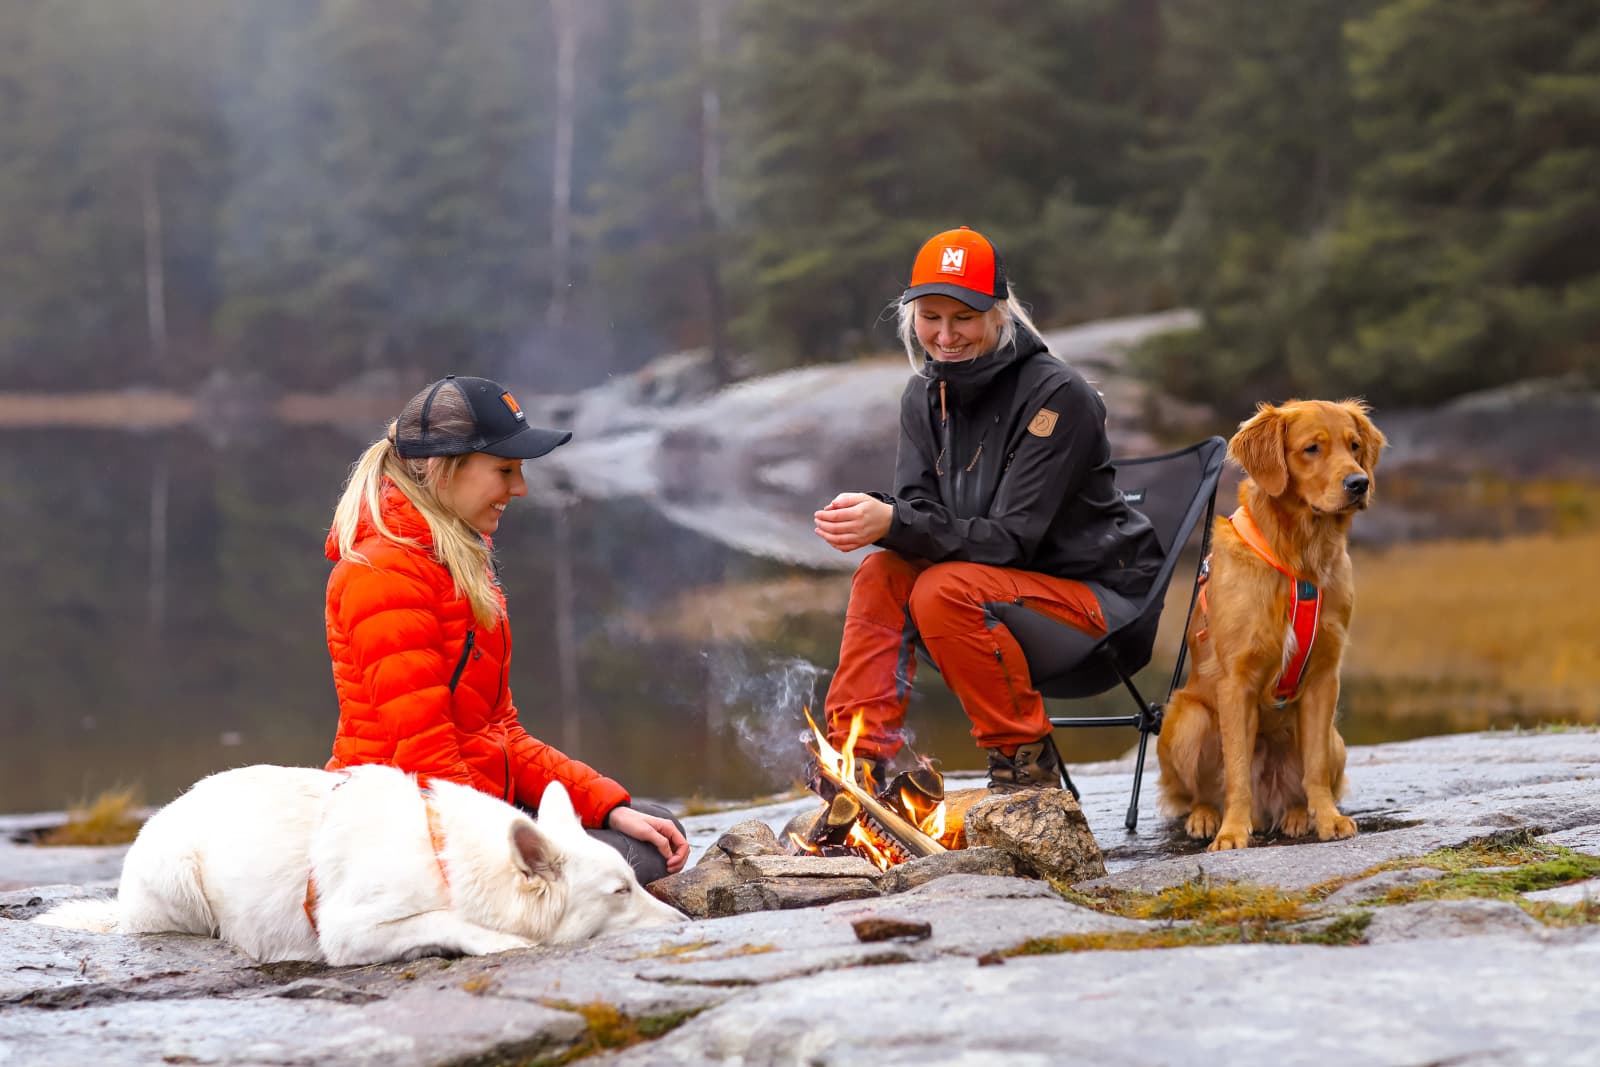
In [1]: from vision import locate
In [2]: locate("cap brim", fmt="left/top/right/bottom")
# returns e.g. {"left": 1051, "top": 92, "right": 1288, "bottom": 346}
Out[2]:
{"left": 900, "top": 283, "right": 997, "bottom": 311}
{"left": 480, "top": 426, "right": 572, "bottom": 460}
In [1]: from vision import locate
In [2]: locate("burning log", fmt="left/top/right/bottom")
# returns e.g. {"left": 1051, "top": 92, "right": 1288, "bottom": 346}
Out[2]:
{"left": 817, "top": 792, "right": 862, "bottom": 847}
{"left": 810, "top": 759, "right": 946, "bottom": 860}
{"left": 794, "top": 707, "right": 948, "bottom": 868}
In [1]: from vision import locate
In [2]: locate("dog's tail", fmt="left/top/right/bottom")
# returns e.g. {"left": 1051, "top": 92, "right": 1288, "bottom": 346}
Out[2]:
{"left": 34, "top": 898, "right": 121, "bottom": 933}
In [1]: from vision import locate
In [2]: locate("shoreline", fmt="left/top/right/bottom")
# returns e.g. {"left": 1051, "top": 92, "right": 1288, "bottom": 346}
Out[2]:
{"left": 0, "top": 390, "right": 407, "bottom": 428}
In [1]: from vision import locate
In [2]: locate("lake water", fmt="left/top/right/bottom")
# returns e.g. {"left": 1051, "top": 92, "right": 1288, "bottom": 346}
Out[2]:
{"left": 4, "top": 423, "right": 1171, "bottom": 815}
{"left": 1, "top": 419, "right": 1551, "bottom": 817}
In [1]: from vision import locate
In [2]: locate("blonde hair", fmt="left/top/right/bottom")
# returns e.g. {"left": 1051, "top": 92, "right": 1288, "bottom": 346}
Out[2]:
{"left": 329, "top": 386, "right": 502, "bottom": 629}
{"left": 896, "top": 288, "right": 1049, "bottom": 370}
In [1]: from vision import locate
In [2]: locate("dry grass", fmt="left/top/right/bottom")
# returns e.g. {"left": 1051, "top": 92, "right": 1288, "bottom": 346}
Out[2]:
{"left": 1150, "top": 526, "right": 1600, "bottom": 726}
{"left": 1345, "top": 530, "right": 1600, "bottom": 718}
{"left": 678, "top": 786, "right": 810, "bottom": 816}
{"left": 619, "top": 574, "right": 853, "bottom": 642}
{"left": 1023, "top": 834, "right": 1600, "bottom": 955}
{"left": 0, "top": 391, "right": 194, "bottom": 428}
{"left": 526, "top": 1000, "right": 702, "bottom": 1065}
{"left": 39, "top": 787, "right": 145, "bottom": 846}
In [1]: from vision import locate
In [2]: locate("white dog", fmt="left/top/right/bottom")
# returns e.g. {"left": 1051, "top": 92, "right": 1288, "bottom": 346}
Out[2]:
{"left": 36, "top": 764, "right": 684, "bottom": 965}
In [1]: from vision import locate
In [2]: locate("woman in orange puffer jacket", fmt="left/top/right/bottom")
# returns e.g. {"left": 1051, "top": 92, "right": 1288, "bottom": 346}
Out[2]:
{"left": 324, "top": 375, "right": 688, "bottom": 882}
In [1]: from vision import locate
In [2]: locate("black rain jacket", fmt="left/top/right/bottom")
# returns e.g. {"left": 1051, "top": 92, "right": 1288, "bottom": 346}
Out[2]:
{"left": 873, "top": 328, "right": 1163, "bottom": 598}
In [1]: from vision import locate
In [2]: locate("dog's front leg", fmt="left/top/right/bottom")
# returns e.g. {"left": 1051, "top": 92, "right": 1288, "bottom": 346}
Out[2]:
{"left": 322, "top": 911, "right": 534, "bottom": 967}
{"left": 1298, "top": 675, "right": 1356, "bottom": 842}
{"left": 1210, "top": 677, "right": 1258, "bottom": 851}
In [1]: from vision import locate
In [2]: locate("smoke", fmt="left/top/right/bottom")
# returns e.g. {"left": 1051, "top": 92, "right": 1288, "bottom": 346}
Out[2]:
{"left": 711, "top": 651, "right": 826, "bottom": 781}
{"left": 710, "top": 650, "right": 923, "bottom": 783}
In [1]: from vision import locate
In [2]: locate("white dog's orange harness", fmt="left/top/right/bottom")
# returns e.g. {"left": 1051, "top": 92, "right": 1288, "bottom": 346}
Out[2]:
{"left": 303, "top": 774, "right": 451, "bottom": 937}
{"left": 1196, "top": 505, "right": 1322, "bottom": 707}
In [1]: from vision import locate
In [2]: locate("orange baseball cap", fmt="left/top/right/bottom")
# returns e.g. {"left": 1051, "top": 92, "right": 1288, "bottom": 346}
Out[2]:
{"left": 901, "top": 225, "right": 1008, "bottom": 310}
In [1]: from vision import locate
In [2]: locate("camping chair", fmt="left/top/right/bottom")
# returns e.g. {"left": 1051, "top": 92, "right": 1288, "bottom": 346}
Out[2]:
{"left": 920, "top": 436, "right": 1227, "bottom": 831}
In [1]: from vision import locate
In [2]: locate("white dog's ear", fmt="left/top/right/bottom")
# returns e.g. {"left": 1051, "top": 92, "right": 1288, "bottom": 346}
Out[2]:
{"left": 510, "top": 819, "right": 562, "bottom": 882}
{"left": 537, "top": 781, "right": 582, "bottom": 834}
{"left": 1229, "top": 402, "right": 1289, "bottom": 497}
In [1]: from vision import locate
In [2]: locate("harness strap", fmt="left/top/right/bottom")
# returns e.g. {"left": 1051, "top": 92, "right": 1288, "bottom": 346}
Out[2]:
{"left": 304, "top": 773, "right": 449, "bottom": 937}
{"left": 1193, "top": 506, "right": 1322, "bottom": 705}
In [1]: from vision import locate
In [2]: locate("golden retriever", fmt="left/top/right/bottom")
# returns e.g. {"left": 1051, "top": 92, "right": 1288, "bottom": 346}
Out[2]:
{"left": 1158, "top": 399, "right": 1386, "bottom": 851}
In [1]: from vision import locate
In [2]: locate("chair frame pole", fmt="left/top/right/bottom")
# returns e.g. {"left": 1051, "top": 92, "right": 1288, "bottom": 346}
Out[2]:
{"left": 1046, "top": 485, "right": 1221, "bottom": 832}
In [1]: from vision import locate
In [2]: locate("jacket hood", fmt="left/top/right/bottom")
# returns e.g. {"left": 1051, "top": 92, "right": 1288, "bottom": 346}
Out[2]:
{"left": 324, "top": 480, "right": 439, "bottom": 562}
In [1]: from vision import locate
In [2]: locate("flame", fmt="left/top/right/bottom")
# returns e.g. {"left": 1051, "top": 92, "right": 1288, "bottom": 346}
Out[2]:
{"left": 788, "top": 832, "right": 820, "bottom": 854}
{"left": 798, "top": 707, "right": 947, "bottom": 871}
{"left": 804, "top": 706, "right": 867, "bottom": 789}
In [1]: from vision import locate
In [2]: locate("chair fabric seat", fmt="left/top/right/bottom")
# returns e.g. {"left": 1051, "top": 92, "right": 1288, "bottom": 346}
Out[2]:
{"left": 913, "top": 436, "right": 1228, "bottom": 829}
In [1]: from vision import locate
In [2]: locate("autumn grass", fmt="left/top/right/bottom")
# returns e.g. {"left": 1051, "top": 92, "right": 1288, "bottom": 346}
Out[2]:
{"left": 512, "top": 1001, "right": 702, "bottom": 1066}
{"left": 1343, "top": 529, "right": 1600, "bottom": 723}
{"left": 634, "top": 939, "right": 777, "bottom": 962}
{"left": 1338, "top": 831, "right": 1600, "bottom": 910}
{"left": 1021, "top": 832, "right": 1600, "bottom": 955}
{"left": 1020, "top": 879, "right": 1362, "bottom": 954}
{"left": 678, "top": 786, "right": 810, "bottom": 817}
{"left": 39, "top": 786, "right": 145, "bottom": 846}
{"left": 1146, "top": 525, "right": 1600, "bottom": 731}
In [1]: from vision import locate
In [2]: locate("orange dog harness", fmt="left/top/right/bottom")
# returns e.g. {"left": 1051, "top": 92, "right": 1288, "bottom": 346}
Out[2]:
{"left": 303, "top": 774, "right": 451, "bottom": 937}
{"left": 1197, "top": 505, "right": 1322, "bottom": 707}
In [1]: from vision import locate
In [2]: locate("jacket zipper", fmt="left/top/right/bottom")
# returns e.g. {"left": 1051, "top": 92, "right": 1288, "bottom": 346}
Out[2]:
{"left": 994, "top": 647, "right": 1024, "bottom": 719}
{"left": 496, "top": 612, "right": 511, "bottom": 801}
{"left": 494, "top": 612, "right": 508, "bottom": 708}
{"left": 448, "top": 630, "right": 476, "bottom": 692}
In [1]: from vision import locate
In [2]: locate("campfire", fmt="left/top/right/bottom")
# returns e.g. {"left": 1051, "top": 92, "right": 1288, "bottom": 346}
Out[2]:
{"left": 790, "top": 710, "right": 951, "bottom": 870}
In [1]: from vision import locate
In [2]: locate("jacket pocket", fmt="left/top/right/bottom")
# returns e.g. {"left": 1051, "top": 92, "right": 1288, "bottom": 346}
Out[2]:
{"left": 448, "top": 630, "right": 476, "bottom": 692}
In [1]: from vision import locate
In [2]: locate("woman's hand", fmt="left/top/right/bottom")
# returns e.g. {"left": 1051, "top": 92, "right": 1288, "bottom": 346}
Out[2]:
{"left": 605, "top": 806, "right": 690, "bottom": 874}
{"left": 814, "top": 493, "right": 893, "bottom": 553}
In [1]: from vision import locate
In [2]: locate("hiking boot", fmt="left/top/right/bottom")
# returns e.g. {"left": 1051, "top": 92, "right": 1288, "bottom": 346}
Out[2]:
{"left": 986, "top": 737, "right": 1067, "bottom": 793}
{"left": 850, "top": 756, "right": 888, "bottom": 793}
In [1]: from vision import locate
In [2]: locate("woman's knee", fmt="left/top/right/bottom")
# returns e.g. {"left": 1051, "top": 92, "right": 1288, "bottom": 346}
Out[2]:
{"left": 906, "top": 562, "right": 997, "bottom": 629}
{"left": 852, "top": 549, "right": 917, "bottom": 591}
{"left": 592, "top": 802, "right": 682, "bottom": 886}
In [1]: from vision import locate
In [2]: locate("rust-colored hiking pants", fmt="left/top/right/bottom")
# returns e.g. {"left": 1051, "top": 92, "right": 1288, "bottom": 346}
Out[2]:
{"left": 824, "top": 550, "right": 1108, "bottom": 759}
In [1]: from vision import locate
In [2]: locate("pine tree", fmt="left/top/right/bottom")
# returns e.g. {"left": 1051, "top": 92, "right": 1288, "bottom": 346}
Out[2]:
{"left": 1321, "top": 0, "right": 1600, "bottom": 401}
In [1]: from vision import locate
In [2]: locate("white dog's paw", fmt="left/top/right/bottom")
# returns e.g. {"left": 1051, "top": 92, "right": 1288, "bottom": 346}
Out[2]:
{"left": 455, "top": 930, "right": 533, "bottom": 957}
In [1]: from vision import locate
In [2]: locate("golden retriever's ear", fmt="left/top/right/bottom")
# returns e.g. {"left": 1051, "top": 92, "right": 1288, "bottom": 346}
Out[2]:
{"left": 1229, "top": 403, "right": 1288, "bottom": 496}
{"left": 1342, "top": 398, "right": 1386, "bottom": 474}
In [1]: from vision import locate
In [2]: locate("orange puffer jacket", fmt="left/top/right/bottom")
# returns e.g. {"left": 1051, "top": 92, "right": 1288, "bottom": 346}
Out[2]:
{"left": 324, "top": 482, "right": 629, "bottom": 827}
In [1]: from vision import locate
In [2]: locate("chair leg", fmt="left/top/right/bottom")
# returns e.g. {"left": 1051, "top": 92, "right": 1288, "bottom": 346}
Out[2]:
{"left": 1045, "top": 734, "right": 1080, "bottom": 801}
{"left": 1124, "top": 703, "right": 1163, "bottom": 832}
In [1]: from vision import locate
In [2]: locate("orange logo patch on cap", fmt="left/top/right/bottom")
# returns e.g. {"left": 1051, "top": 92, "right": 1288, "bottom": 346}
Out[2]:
{"left": 500, "top": 391, "right": 526, "bottom": 421}
{"left": 938, "top": 247, "right": 967, "bottom": 275}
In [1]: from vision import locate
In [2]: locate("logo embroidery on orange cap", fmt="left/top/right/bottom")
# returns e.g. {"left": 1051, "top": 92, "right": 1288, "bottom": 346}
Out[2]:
{"left": 939, "top": 247, "right": 967, "bottom": 274}
{"left": 500, "top": 392, "right": 526, "bottom": 420}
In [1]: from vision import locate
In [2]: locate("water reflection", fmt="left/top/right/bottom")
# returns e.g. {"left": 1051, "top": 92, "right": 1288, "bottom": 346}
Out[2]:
{"left": 0, "top": 426, "right": 1141, "bottom": 813}
{"left": 14, "top": 423, "right": 1535, "bottom": 816}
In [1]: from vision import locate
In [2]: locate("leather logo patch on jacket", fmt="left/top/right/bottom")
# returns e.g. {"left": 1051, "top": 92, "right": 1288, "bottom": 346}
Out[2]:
{"left": 1028, "top": 408, "right": 1059, "bottom": 438}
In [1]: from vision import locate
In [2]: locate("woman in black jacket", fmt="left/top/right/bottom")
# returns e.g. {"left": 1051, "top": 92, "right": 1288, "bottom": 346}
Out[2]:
{"left": 814, "top": 226, "right": 1163, "bottom": 791}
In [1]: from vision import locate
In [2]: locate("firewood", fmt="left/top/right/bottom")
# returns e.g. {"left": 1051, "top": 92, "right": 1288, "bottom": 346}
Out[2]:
{"left": 802, "top": 791, "right": 860, "bottom": 850}
{"left": 813, "top": 761, "right": 946, "bottom": 858}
